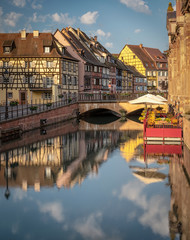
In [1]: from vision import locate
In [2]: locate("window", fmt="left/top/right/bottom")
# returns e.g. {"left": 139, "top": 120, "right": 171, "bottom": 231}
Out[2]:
{"left": 153, "top": 71, "right": 156, "bottom": 76}
{"left": 25, "top": 61, "right": 28, "bottom": 68}
{"left": 3, "top": 61, "right": 9, "bottom": 68}
{"left": 29, "top": 61, "right": 33, "bottom": 68}
{"left": 73, "top": 63, "right": 76, "bottom": 72}
{"left": 8, "top": 92, "right": 13, "bottom": 98}
{"left": 62, "top": 75, "right": 66, "bottom": 85}
{"left": 94, "top": 66, "right": 98, "bottom": 72}
{"left": 94, "top": 78, "right": 99, "bottom": 85}
{"left": 4, "top": 47, "right": 11, "bottom": 53}
{"left": 44, "top": 47, "right": 50, "bottom": 53}
{"left": 73, "top": 77, "right": 77, "bottom": 85}
{"left": 68, "top": 62, "right": 71, "bottom": 72}
{"left": 47, "top": 61, "right": 53, "bottom": 68}
{"left": 63, "top": 61, "right": 66, "bottom": 71}
{"left": 133, "top": 55, "right": 136, "bottom": 59}
{"left": 43, "top": 93, "right": 52, "bottom": 99}
{"left": 46, "top": 77, "right": 53, "bottom": 87}
{"left": 158, "top": 71, "right": 161, "bottom": 76}
{"left": 165, "top": 71, "right": 168, "bottom": 77}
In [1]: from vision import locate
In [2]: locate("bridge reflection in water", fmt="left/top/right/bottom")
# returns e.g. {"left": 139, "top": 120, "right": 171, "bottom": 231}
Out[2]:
{"left": 0, "top": 116, "right": 189, "bottom": 240}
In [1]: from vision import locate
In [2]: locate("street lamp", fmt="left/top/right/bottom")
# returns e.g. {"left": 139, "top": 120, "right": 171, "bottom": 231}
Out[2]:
{"left": 2, "top": 68, "right": 9, "bottom": 120}
{"left": 4, "top": 152, "right": 10, "bottom": 200}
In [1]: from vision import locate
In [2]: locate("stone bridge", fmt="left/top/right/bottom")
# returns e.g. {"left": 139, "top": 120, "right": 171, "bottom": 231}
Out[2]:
{"left": 79, "top": 101, "right": 152, "bottom": 116}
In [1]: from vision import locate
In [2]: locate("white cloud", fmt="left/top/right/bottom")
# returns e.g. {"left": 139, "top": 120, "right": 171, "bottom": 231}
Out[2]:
{"left": 74, "top": 212, "right": 105, "bottom": 240}
{"left": 31, "top": 0, "right": 42, "bottom": 9}
{"left": 11, "top": 222, "right": 19, "bottom": 234}
{"left": 12, "top": 188, "right": 27, "bottom": 201}
{"left": 118, "top": 180, "right": 169, "bottom": 237}
{"left": 105, "top": 42, "right": 113, "bottom": 49}
{"left": 173, "top": 5, "right": 176, "bottom": 11}
{"left": 31, "top": 12, "right": 48, "bottom": 22}
{"left": 39, "top": 201, "right": 64, "bottom": 223}
{"left": 4, "top": 12, "right": 22, "bottom": 27}
{"left": 134, "top": 28, "right": 142, "bottom": 33}
{"left": 13, "top": 0, "right": 26, "bottom": 7}
{"left": 80, "top": 11, "right": 99, "bottom": 25}
{"left": 52, "top": 12, "right": 76, "bottom": 25}
{"left": 120, "top": 0, "right": 151, "bottom": 14}
{"left": 96, "top": 29, "right": 111, "bottom": 38}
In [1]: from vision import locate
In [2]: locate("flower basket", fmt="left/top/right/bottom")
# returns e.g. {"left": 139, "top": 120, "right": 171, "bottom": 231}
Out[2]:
{"left": 30, "top": 106, "right": 38, "bottom": 111}
{"left": 10, "top": 101, "right": 18, "bottom": 106}
{"left": 46, "top": 103, "right": 52, "bottom": 107}
{"left": 58, "top": 94, "right": 64, "bottom": 98}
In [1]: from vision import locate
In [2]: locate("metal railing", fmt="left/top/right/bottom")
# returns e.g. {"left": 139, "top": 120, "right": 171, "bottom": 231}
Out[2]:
{"left": 0, "top": 97, "right": 77, "bottom": 122}
{"left": 0, "top": 93, "right": 142, "bottom": 122}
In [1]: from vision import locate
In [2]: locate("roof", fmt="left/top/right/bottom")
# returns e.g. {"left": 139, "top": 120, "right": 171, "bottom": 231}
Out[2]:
{"left": 126, "top": 65, "right": 146, "bottom": 78}
{"left": 61, "top": 28, "right": 104, "bottom": 67}
{"left": 0, "top": 32, "right": 62, "bottom": 58}
{"left": 127, "top": 44, "right": 156, "bottom": 70}
{"left": 143, "top": 47, "right": 167, "bottom": 63}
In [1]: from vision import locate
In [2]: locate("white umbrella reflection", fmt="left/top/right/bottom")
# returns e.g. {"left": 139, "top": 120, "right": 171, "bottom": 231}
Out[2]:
{"left": 130, "top": 162, "right": 167, "bottom": 184}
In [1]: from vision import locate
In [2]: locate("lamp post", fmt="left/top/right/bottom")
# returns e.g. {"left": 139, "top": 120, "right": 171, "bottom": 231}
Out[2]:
{"left": 4, "top": 151, "right": 10, "bottom": 200}
{"left": 3, "top": 68, "right": 9, "bottom": 120}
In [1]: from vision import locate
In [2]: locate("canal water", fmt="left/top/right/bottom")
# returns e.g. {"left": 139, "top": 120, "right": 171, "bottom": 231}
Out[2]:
{"left": 0, "top": 116, "right": 188, "bottom": 240}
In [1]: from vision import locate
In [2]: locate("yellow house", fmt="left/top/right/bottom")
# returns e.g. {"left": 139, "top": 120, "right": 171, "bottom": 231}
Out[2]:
{"left": 0, "top": 30, "right": 78, "bottom": 105}
{"left": 119, "top": 44, "right": 158, "bottom": 91}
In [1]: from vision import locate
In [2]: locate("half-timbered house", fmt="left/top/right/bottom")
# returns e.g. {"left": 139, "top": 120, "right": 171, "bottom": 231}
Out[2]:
{"left": 0, "top": 30, "right": 78, "bottom": 105}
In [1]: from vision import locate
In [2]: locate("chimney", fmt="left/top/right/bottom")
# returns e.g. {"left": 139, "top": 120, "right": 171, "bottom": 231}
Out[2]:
{"left": 21, "top": 29, "right": 26, "bottom": 40}
{"left": 77, "top": 28, "right": 80, "bottom": 36}
{"left": 33, "top": 30, "right": 39, "bottom": 38}
{"left": 94, "top": 36, "right": 97, "bottom": 42}
{"left": 139, "top": 43, "right": 143, "bottom": 48}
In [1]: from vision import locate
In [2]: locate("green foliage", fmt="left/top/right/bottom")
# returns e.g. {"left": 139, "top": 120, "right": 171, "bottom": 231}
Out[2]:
{"left": 30, "top": 106, "right": 38, "bottom": 111}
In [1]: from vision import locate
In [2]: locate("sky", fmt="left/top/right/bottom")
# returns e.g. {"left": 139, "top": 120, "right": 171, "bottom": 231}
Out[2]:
{"left": 0, "top": 0, "right": 176, "bottom": 54}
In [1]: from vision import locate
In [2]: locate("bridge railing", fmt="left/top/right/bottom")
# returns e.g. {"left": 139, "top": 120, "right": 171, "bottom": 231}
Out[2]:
{"left": 0, "top": 93, "right": 141, "bottom": 122}
{"left": 78, "top": 93, "right": 138, "bottom": 102}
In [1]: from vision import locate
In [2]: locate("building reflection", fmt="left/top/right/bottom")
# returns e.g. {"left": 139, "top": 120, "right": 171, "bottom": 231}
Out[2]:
{"left": 169, "top": 144, "right": 190, "bottom": 240}
{"left": 0, "top": 127, "right": 124, "bottom": 191}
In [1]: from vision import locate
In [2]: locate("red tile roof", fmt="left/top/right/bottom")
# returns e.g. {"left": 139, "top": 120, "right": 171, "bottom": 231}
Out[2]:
{"left": 0, "top": 32, "right": 62, "bottom": 58}
{"left": 127, "top": 44, "right": 156, "bottom": 70}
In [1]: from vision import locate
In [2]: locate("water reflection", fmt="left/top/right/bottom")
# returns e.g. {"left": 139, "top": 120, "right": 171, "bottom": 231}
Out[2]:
{"left": 0, "top": 117, "right": 189, "bottom": 240}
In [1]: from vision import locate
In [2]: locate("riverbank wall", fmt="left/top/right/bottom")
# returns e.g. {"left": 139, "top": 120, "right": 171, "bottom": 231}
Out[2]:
{"left": 0, "top": 103, "right": 79, "bottom": 137}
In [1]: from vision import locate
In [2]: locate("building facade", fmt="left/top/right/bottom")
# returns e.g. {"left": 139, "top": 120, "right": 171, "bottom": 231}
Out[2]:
{"left": 119, "top": 44, "right": 168, "bottom": 93}
{"left": 166, "top": 0, "right": 190, "bottom": 112}
{"left": 0, "top": 30, "right": 78, "bottom": 105}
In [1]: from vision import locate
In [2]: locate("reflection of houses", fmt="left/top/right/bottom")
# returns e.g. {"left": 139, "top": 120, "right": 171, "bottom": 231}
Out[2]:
{"left": 169, "top": 145, "right": 190, "bottom": 239}
{"left": 120, "top": 131, "right": 144, "bottom": 162}
{"left": 0, "top": 131, "right": 79, "bottom": 191}
{"left": 56, "top": 130, "right": 122, "bottom": 189}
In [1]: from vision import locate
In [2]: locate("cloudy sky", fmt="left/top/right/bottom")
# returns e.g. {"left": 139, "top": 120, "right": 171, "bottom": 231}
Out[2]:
{"left": 0, "top": 0, "right": 176, "bottom": 53}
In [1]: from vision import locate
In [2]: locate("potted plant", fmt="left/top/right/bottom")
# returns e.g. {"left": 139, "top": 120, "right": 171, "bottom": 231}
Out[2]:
{"left": 46, "top": 102, "right": 52, "bottom": 107}
{"left": 30, "top": 105, "right": 38, "bottom": 111}
{"left": 58, "top": 94, "right": 64, "bottom": 98}
{"left": 10, "top": 100, "right": 18, "bottom": 106}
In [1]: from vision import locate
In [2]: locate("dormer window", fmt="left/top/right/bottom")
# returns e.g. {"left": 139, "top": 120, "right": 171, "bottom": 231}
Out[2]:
{"left": 4, "top": 47, "right": 11, "bottom": 53}
{"left": 62, "top": 47, "right": 65, "bottom": 55}
{"left": 44, "top": 47, "right": 50, "bottom": 53}
{"left": 3, "top": 40, "right": 14, "bottom": 53}
{"left": 43, "top": 40, "right": 52, "bottom": 53}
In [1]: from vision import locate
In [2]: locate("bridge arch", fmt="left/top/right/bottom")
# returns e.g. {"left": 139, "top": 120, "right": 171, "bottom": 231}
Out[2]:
{"left": 79, "top": 102, "right": 146, "bottom": 116}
